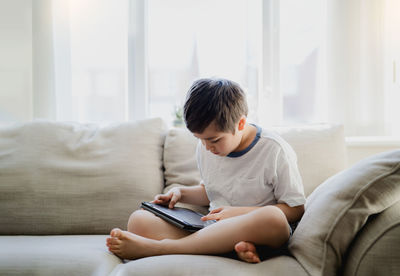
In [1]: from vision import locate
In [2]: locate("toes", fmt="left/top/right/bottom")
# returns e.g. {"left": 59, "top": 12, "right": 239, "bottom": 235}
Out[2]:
{"left": 234, "top": 241, "right": 248, "bottom": 252}
{"left": 252, "top": 256, "right": 261, "bottom": 263}
{"left": 106, "top": 237, "right": 112, "bottom": 245}
{"left": 109, "top": 247, "right": 121, "bottom": 255}
{"left": 237, "top": 251, "right": 253, "bottom": 263}
{"left": 234, "top": 241, "right": 261, "bottom": 263}
{"left": 109, "top": 244, "right": 119, "bottom": 251}
{"left": 245, "top": 252, "right": 260, "bottom": 263}
{"left": 110, "top": 228, "right": 122, "bottom": 238}
{"left": 108, "top": 237, "right": 122, "bottom": 245}
{"left": 238, "top": 252, "right": 260, "bottom": 263}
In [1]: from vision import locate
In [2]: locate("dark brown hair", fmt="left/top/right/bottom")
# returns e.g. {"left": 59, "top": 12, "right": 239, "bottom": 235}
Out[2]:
{"left": 183, "top": 78, "right": 248, "bottom": 134}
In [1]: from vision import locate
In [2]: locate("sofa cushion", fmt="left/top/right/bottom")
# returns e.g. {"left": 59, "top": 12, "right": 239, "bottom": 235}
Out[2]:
{"left": 163, "top": 127, "right": 200, "bottom": 188}
{"left": 272, "top": 124, "right": 347, "bottom": 196}
{"left": 343, "top": 200, "right": 400, "bottom": 276}
{"left": 0, "top": 118, "right": 166, "bottom": 234}
{"left": 111, "top": 254, "right": 308, "bottom": 276}
{"left": 0, "top": 235, "right": 121, "bottom": 276}
{"left": 163, "top": 124, "right": 347, "bottom": 197}
{"left": 289, "top": 150, "right": 400, "bottom": 276}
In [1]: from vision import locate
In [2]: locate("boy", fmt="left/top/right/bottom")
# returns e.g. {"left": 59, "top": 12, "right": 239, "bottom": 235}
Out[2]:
{"left": 106, "top": 78, "right": 306, "bottom": 263}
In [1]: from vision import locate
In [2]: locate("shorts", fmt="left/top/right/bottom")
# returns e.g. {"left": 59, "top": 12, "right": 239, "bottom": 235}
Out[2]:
{"left": 289, "top": 221, "right": 299, "bottom": 237}
{"left": 256, "top": 220, "right": 299, "bottom": 260}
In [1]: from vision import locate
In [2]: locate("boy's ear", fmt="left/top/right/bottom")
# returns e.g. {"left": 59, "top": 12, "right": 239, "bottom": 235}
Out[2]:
{"left": 238, "top": 117, "right": 246, "bottom": 131}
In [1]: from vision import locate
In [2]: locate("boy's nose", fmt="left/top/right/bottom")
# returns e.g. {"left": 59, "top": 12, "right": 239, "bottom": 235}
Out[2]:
{"left": 205, "top": 143, "right": 214, "bottom": 152}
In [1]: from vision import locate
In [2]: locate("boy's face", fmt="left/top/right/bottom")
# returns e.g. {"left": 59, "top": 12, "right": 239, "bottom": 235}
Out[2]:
{"left": 193, "top": 120, "right": 244, "bottom": 157}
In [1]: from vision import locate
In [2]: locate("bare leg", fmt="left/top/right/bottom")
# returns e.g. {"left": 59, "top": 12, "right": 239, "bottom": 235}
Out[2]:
{"left": 107, "top": 206, "right": 290, "bottom": 261}
{"left": 126, "top": 209, "right": 190, "bottom": 240}
{"left": 106, "top": 209, "right": 189, "bottom": 253}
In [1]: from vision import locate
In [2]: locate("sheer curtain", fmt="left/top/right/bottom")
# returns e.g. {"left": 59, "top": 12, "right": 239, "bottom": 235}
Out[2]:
{"left": 23, "top": 0, "right": 129, "bottom": 124}
{"left": 278, "top": 0, "right": 399, "bottom": 137}
{"left": 147, "top": 0, "right": 262, "bottom": 126}
{"left": 1, "top": 0, "right": 398, "bottom": 137}
{"left": 53, "top": 0, "right": 129, "bottom": 123}
{"left": 31, "top": 0, "right": 262, "bottom": 126}
{"left": 325, "top": 0, "right": 386, "bottom": 136}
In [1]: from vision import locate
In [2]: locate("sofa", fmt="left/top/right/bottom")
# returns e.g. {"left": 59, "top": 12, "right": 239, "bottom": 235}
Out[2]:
{"left": 0, "top": 118, "right": 399, "bottom": 276}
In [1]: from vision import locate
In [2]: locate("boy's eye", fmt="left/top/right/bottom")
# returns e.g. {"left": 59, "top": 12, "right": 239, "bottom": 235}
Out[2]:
{"left": 211, "top": 139, "right": 220, "bottom": 144}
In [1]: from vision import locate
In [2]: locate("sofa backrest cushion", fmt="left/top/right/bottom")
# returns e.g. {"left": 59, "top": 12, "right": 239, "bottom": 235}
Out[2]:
{"left": 272, "top": 124, "right": 347, "bottom": 196}
{"left": 289, "top": 150, "right": 400, "bottom": 276}
{"left": 164, "top": 128, "right": 201, "bottom": 188}
{"left": 163, "top": 124, "right": 347, "bottom": 197}
{"left": 0, "top": 118, "right": 165, "bottom": 235}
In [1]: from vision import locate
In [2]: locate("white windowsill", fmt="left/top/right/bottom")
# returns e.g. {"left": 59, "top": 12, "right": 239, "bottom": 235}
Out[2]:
{"left": 346, "top": 136, "right": 400, "bottom": 147}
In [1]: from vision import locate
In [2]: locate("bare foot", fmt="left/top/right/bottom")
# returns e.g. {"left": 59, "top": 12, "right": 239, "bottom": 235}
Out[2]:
{"left": 106, "top": 228, "right": 161, "bottom": 260}
{"left": 234, "top": 241, "right": 261, "bottom": 263}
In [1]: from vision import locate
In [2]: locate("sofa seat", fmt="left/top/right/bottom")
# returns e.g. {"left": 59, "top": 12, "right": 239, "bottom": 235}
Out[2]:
{"left": 0, "top": 235, "right": 121, "bottom": 276}
{"left": 0, "top": 234, "right": 308, "bottom": 276}
{"left": 110, "top": 254, "right": 308, "bottom": 276}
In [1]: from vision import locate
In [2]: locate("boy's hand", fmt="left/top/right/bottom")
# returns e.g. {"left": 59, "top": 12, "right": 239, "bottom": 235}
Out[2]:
{"left": 151, "top": 187, "right": 181, "bottom": 209}
{"left": 201, "top": 206, "right": 244, "bottom": 221}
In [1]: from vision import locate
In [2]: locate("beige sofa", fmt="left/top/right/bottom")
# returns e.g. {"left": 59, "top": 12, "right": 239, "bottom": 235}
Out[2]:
{"left": 0, "top": 118, "right": 399, "bottom": 276}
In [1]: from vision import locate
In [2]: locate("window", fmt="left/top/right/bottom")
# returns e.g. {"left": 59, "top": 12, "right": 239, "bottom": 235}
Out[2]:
{"left": 53, "top": 0, "right": 128, "bottom": 123}
{"left": 383, "top": 0, "right": 400, "bottom": 136}
{"left": 147, "top": 0, "right": 262, "bottom": 126}
{"left": 2, "top": 0, "right": 398, "bottom": 138}
{"left": 280, "top": 0, "right": 326, "bottom": 125}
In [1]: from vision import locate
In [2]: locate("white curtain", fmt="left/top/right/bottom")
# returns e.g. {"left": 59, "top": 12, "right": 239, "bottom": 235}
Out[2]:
{"left": 0, "top": 0, "right": 398, "bottom": 137}
{"left": 325, "top": 0, "right": 387, "bottom": 136}
{"left": 30, "top": 0, "right": 131, "bottom": 124}
{"left": 32, "top": 0, "right": 56, "bottom": 120}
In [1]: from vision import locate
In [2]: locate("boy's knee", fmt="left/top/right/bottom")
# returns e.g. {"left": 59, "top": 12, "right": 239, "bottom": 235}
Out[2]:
{"left": 256, "top": 206, "right": 290, "bottom": 246}
{"left": 127, "top": 209, "right": 155, "bottom": 234}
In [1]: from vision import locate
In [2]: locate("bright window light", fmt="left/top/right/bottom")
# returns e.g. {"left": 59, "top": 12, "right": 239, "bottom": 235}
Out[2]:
{"left": 147, "top": 0, "right": 262, "bottom": 126}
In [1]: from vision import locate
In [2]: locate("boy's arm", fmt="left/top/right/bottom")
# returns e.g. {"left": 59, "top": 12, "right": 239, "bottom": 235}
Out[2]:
{"left": 202, "top": 203, "right": 304, "bottom": 222}
{"left": 153, "top": 183, "right": 209, "bottom": 208}
{"left": 274, "top": 203, "right": 304, "bottom": 223}
{"left": 179, "top": 183, "right": 210, "bottom": 206}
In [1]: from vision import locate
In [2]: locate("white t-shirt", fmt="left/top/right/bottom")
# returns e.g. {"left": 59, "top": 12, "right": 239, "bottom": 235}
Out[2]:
{"left": 196, "top": 125, "right": 306, "bottom": 211}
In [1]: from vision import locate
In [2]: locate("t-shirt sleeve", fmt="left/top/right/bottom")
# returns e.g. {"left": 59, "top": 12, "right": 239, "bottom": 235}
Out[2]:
{"left": 272, "top": 148, "right": 306, "bottom": 207}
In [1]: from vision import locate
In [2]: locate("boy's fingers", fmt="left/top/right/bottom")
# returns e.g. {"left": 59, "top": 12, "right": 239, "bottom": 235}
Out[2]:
{"left": 202, "top": 214, "right": 219, "bottom": 221}
{"left": 168, "top": 194, "right": 179, "bottom": 208}
{"left": 201, "top": 208, "right": 222, "bottom": 220}
{"left": 161, "top": 194, "right": 172, "bottom": 201}
{"left": 153, "top": 194, "right": 164, "bottom": 201}
{"left": 209, "top": 207, "right": 223, "bottom": 214}
{"left": 168, "top": 199, "right": 177, "bottom": 208}
{"left": 152, "top": 194, "right": 171, "bottom": 205}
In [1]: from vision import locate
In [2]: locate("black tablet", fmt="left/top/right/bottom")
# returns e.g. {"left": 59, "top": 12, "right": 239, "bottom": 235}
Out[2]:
{"left": 141, "top": 202, "right": 216, "bottom": 232}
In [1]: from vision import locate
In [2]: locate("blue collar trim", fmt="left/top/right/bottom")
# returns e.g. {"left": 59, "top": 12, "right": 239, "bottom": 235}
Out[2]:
{"left": 227, "top": 125, "right": 262, "bottom": 158}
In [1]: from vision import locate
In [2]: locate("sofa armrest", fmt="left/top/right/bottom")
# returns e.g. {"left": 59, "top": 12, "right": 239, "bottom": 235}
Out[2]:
{"left": 343, "top": 200, "right": 400, "bottom": 276}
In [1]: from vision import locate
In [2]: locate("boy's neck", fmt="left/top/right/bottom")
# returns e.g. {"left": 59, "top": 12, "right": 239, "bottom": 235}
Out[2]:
{"left": 233, "top": 124, "right": 257, "bottom": 153}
